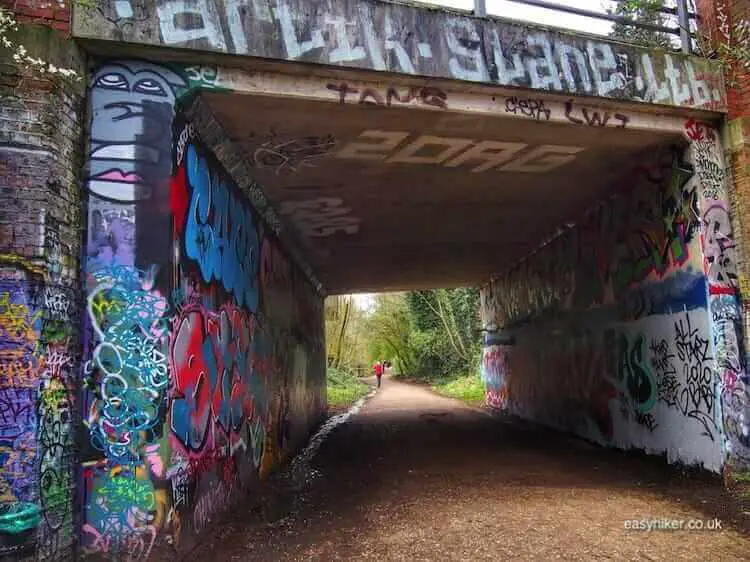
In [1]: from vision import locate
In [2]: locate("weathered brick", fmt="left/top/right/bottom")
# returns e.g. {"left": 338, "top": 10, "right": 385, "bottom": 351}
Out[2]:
{"left": 0, "top": 20, "right": 83, "bottom": 560}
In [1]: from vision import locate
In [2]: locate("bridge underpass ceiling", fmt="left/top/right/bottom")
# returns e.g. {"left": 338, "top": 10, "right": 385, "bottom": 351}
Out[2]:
{"left": 190, "top": 87, "right": 700, "bottom": 293}
{"left": 74, "top": 0, "right": 729, "bottom": 294}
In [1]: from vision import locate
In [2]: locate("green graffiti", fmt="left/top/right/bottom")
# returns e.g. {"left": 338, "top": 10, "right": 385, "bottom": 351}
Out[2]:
{"left": 0, "top": 502, "right": 40, "bottom": 534}
{"left": 40, "top": 378, "right": 67, "bottom": 410}
{"left": 98, "top": 475, "right": 156, "bottom": 514}
{"left": 40, "top": 319, "right": 70, "bottom": 346}
{"left": 177, "top": 64, "right": 229, "bottom": 93}
{"left": 610, "top": 331, "right": 657, "bottom": 413}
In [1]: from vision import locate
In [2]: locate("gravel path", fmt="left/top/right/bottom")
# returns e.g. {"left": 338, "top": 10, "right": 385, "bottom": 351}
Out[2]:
{"left": 192, "top": 377, "right": 750, "bottom": 561}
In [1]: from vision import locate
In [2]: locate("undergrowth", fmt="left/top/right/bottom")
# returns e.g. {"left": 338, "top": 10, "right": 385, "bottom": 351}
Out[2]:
{"left": 327, "top": 367, "right": 370, "bottom": 409}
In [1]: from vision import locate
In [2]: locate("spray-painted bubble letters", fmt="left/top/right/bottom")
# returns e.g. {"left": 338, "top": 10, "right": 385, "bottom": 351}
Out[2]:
{"left": 183, "top": 144, "right": 260, "bottom": 312}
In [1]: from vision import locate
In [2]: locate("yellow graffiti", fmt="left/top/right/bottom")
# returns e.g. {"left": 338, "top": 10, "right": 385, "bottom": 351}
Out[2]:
{"left": 40, "top": 377, "right": 68, "bottom": 410}
{"left": 0, "top": 476, "right": 16, "bottom": 503}
{"left": 0, "top": 292, "right": 41, "bottom": 344}
{"left": 106, "top": 465, "right": 170, "bottom": 529}
{"left": 167, "top": 507, "right": 182, "bottom": 549}
{"left": 0, "top": 352, "right": 38, "bottom": 388}
{"left": 0, "top": 290, "right": 40, "bottom": 389}
{"left": 739, "top": 273, "right": 750, "bottom": 298}
{"left": 0, "top": 254, "right": 46, "bottom": 279}
{"left": 259, "top": 394, "right": 287, "bottom": 481}
{"left": 88, "top": 289, "right": 125, "bottom": 328}
{"left": 259, "top": 429, "right": 275, "bottom": 481}
{"left": 0, "top": 442, "right": 35, "bottom": 489}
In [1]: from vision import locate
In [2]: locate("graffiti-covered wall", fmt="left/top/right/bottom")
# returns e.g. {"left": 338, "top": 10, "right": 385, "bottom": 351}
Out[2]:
{"left": 80, "top": 60, "right": 325, "bottom": 560}
{"left": 0, "top": 29, "right": 84, "bottom": 561}
{"left": 480, "top": 119, "right": 747, "bottom": 473}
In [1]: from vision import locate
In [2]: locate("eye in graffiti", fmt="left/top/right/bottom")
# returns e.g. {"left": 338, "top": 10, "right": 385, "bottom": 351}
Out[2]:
{"left": 133, "top": 78, "right": 168, "bottom": 97}
{"left": 94, "top": 73, "right": 129, "bottom": 91}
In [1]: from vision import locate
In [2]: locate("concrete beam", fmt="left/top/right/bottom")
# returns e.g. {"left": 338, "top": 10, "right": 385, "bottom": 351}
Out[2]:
{"left": 183, "top": 63, "right": 691, "bottom": 292}
{"left": 73, "top": 0, "right": 726, "bottom": 112}
{"left": 200, "top": 66, "right": 701, "bottom": 135}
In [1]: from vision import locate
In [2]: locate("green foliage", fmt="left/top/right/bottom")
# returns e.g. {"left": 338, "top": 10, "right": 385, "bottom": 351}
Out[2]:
{"left": 325, "top": 295, "right": 370, "bottom": 375}
{"left": 326, "top": 366, "right": 369, "bottom": 408}
{"left": 432, "top": 372, "right": 486, "bottom": 406}
{"left": 0, "top": 6, "right": 82, "bottom": 80}
{"left": 698, "top": 1, "right": 750, "bottom": 87}
{"left": 367, "top": 288, "right": 482, "bottom": 384}
{"left": 408, "top": 328, "right": 463, "bottom": 381}
{"left": 609, "top": 0, "right": 750, "bottom": 87}
{"left": 366, "top": 293, "right": 417, "bottom": 375}
{"left": 608, "top": 0, "right": 673, "bottom": 50}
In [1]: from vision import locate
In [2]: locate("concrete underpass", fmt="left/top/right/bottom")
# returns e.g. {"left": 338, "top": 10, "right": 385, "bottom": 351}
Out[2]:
{"left": 2, "top": 0, "right": 750, "bottom": 559}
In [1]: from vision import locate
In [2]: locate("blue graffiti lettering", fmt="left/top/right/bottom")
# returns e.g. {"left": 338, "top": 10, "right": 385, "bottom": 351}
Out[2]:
{"left": 185, "top": 145, "right": 259, "bottom": 312}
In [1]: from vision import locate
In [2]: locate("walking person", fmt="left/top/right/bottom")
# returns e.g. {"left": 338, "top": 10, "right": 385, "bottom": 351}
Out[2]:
{"left": 374, "top": 360, "right": 384, "bottom": 388}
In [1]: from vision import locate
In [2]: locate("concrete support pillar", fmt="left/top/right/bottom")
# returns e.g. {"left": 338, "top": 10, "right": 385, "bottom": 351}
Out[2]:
{"left": 696, "top": 0, "right": 750, "bottom": 475}
{"left": 77, "top": 59, "right": 327, "bottom": 560}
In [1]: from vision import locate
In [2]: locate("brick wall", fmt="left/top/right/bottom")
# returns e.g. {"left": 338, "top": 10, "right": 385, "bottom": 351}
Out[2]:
{"left": 696, "top": 0, "right": 750, "bottom": 118}
{"left": 697, "top": 0, "right": 750, "bottom": 475}
{"left": 0, "top": 0, "right": 70, "bottom": 34}
{"left": 0, "top": 24, "right": 83, "bottom": 561}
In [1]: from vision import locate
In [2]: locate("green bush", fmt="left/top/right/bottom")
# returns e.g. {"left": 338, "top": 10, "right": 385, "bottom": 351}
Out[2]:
{"left": 327, "top": 367, "right": 370, "bottom": 408}
{"left": 432, "top": 372, "right": 485, "bottom": 406}
{"left": 363, "top": 288, "right": 483, "bottom": 393}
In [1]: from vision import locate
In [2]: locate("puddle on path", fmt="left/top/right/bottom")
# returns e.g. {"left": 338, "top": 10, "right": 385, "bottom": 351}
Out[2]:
{"left": 250, "top": 389, "right": 377, "bottom": 526}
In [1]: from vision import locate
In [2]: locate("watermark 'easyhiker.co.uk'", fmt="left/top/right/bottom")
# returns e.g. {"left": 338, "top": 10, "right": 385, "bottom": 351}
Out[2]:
{"left": 624, "top": 518, "right": 723, "bottom": 531}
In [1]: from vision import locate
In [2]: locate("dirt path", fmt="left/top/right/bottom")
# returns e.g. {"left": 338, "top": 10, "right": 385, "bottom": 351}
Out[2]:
{"left": 195, "top": 377, "right": 750, "bottom": 561}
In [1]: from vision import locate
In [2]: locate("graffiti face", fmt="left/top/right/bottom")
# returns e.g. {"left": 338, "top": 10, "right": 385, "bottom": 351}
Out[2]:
{"left": 80, "top": 66, "right": 326, "bottom": 557}
{"left": 87, "top": 62, "right": 186, "bottom": 203}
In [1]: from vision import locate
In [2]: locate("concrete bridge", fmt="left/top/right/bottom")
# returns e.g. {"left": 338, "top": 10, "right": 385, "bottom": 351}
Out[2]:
{"left": 0, "top": 0, "right": 746, "bottom": 559}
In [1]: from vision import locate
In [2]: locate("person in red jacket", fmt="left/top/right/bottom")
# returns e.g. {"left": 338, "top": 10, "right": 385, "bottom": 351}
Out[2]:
{"left": 373, "top": 360, "right": 384, "bottom": 388}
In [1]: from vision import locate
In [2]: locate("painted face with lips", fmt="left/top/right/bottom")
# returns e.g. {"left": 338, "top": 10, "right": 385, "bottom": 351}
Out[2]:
{"left": 87, "top": 62, "right": 186, "bottom": 203}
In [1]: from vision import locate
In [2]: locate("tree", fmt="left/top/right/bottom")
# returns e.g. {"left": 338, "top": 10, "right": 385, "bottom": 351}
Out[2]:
{"left": 366, "top": 293, "right": 417, "bottom": 376}
{"left": 363, "top": 288, "right": 481, "bottom": 381}
{"left": 695, "top": 0, "right": 750, "bottom": 86}
{"left": 405, "top": 288, "right": 481, "bottom": 380}
{"left": 325, "top": 295, "right": 373, "bottom": 371}
{"left": 608, "top": 0, "right": 750, "bottom": 85}
{"left": 325, "top": 295, "right": 352, "bottom": 369}
{"left": 0, "top": 2, "right": 88, "bottom": 79}
{"left": 608, "top": 0, "right": 674, "bottom": 50}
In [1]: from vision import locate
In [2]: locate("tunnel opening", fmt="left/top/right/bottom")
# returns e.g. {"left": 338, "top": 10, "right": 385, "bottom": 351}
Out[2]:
{"left": 71, "top": 56, "right": 746, "bottom": 560}
{"left": 176, "top": 77, "right": 737, "bottom": 475}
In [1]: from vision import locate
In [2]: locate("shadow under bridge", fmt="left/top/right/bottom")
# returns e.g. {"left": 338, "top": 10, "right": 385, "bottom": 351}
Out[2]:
{"left": 177, "top": 65, "right": 719, "bottom": 295}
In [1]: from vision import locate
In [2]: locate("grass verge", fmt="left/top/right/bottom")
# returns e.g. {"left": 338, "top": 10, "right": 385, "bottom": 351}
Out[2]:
{"left": 432, "top": 373, "right": 486, "bottom": 406}
{"left": 327, "top": 368, "right": 370, "bottom": 409}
